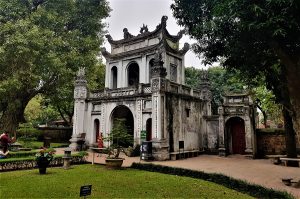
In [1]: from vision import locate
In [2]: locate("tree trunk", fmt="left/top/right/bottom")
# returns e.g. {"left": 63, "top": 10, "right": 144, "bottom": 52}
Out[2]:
{"left": 285, "top": 67, "right": 300, "bottom": 150}
{"left": 0, "top": 95, "right": 32, "bottom": 138}
{"left": 272, "top": 42, "right": 300, "bottom": 148}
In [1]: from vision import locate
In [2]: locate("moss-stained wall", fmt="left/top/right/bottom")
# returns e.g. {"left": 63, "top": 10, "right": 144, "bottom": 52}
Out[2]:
{"left": 166, "top": 94, "right": 205, "bottom": 152}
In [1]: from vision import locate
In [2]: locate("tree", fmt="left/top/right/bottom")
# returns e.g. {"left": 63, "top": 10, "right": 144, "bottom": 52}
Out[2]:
{"left": 0, "top": 0, "right": 110, "bottom": 133}
{"left": 252, "top": 86, "right": 283, "bottom": 128}
{"left": 44, "top": 61, "right": 106, "bottom": 126}
{"left": 185, "top": 66, "right": 245, "bottom": 114}
{"left": 172, "top": 0, "right": 299, "bottom": 160}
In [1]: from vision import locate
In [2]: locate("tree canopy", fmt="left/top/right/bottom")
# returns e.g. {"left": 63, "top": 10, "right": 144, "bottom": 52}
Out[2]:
{"left": 0, "top": 0, "right": 110, "bottom": 133}
{"left": 172, "top": 0, "right": 300, "bottom": 158}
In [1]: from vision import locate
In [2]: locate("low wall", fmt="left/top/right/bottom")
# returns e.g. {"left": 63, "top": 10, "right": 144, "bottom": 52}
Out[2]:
{"left": 256, "top": 128, "right": 300, "bottom": 157}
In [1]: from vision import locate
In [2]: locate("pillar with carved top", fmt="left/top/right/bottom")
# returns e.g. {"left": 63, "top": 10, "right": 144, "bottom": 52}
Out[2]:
{"left": 150, "top": 49, "right": 169, "bottom": 160}
{"left": 69, "top": 68, "right": 87, "bottom": 151}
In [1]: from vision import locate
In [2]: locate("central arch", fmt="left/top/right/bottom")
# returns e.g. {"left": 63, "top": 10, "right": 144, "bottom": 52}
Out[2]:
{"left": 110, "top": 105, "right": 134, "bottom": 147}
{"left": 225, "top": 117, "right": 246, "bottom": 154}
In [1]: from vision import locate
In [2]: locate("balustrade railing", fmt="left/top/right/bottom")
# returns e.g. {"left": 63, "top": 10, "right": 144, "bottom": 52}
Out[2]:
{"left": 89, "top": 81, "right": 205, "bottom": 100}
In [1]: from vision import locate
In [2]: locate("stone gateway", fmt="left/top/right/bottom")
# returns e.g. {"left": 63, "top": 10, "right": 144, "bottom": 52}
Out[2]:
{"left": 70, "top": 16, "right": 256, "bottom": 160}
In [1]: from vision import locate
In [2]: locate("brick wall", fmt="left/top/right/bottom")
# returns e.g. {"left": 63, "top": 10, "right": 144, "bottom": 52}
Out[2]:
{"left": 256, "top": 129, "right": 285, "bottom": 157}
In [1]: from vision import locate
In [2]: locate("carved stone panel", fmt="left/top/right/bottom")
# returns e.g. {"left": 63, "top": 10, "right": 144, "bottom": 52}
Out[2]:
{"left": 170, "top": 64, "right": 177, "bottom": 82}
{"left": 152, "top": 79, "right": 159, "bottom": 92}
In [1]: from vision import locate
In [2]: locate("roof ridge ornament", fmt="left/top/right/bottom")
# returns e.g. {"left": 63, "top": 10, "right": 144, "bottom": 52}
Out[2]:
{"left": 123, "top": 28, "right": 134, "bottom": 39}
{"left": 156, "top": 15, "right": 168, "bottom": 29}
{"left": 179, "top": 42, "right": 190, "bottom": 55}
{"left": 140, "top": 24, "right": 149, "bottom": 34}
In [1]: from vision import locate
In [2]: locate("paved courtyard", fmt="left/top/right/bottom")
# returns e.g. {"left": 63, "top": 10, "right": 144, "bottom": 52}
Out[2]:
{"left": 56, "top": 148, "right": 300, "bottom": 198}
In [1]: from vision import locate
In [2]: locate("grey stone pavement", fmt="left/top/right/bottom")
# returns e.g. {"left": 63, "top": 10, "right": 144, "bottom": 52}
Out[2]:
{"left": 55, "top": 148, "right": 300, "bottom": 198}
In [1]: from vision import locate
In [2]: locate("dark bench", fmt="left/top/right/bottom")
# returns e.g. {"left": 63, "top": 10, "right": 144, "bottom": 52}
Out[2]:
{"left": 169, "top": 150, "right": 201, "bottom": 160}
{"left": 279, "top": 157, "right": 300, "bottom": 167}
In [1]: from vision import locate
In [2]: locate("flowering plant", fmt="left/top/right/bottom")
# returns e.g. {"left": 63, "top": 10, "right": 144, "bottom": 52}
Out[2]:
{"left": 35, "top": 148, "right": 55, "bottom": 167}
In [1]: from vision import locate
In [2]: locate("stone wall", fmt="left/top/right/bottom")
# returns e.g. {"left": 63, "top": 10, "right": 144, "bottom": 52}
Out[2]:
{"left": 256, "top": 129, "right": 286, "bottom": 157}
{"left": 245, "top": 129, "right": 300, "bottom": 157}
{"left": 166, "top": 94, "right": 204, "bottom": 152}
{"left": 205, "top": 116, "right": 219, "bottom": 153}
{"left": 38, "top": 127, "right": 72, "bottom": 143}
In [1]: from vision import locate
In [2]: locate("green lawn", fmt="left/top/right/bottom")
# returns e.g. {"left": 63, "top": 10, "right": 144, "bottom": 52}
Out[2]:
{"left": 0, "top": 164, "right": 253, "bottom": 199}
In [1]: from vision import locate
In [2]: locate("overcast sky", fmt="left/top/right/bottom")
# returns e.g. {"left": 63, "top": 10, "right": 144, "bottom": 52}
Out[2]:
{"left": 103, "top": 0, "right": 207, "bottom": 68}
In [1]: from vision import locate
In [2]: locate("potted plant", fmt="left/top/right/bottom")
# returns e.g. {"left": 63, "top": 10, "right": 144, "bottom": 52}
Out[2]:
{"left": 35, "top": 148, "right": 55, "bottom": 174}
{"left": 104, "top": 119, "right": 132, "bottom": 169}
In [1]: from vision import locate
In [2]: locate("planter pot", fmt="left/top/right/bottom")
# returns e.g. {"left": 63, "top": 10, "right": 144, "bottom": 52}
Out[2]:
{"left": 105, "top": 158, "right": 124, "bottom": 169}
{"left": 39, "top": 167, "right": 47, "bottom": 174}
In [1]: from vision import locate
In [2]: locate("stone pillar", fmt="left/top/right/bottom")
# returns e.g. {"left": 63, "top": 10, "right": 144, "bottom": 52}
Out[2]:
{"left": 69, "top": 68, "right": 87, "bottom": 151}
{"left": 218, "top": 106, "right": 226, "bottom": 156}
{"left": 150, "top": 49, "right": 169, "bottom": 160}
{"left": 244, "top": 116, "right": 253, "bottom": 154}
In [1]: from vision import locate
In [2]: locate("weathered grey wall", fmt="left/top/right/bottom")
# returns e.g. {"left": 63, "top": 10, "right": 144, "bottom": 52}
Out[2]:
{"left": 166, "top": 94, "right": 204, "bottom": 152}
{"left": 205, "top": 116, "right": 219, "bottom": 153}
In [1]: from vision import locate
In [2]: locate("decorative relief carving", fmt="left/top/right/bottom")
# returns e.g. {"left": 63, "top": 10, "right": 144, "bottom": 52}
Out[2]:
{"left": 153, "top": 96, "right": 158, "bottom": 138}
{"left": 160, "top": 79, "right": 166, "bottom": 91}
{"left": 137, "top": 100, "right": 141, "bottom": 133}
{"left": 224, "top": 107, "right": 244, "bottom": 114}
{"left": 170, "top": 64, "right": 177, "bottom": 82}
{"left": 152, "top": 79, "right": 159, "bottom": 92}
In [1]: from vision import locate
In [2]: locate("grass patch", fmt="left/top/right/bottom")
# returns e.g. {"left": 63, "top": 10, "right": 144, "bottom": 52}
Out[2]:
{"left": 131, "top": 163, "right": 294, "bottom": 199}
{"left": 0, "top": 164, "right": 253, "bottom": 198}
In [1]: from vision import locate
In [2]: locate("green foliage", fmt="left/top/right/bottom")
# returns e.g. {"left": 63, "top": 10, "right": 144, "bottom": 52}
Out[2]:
{"left": 105, "top": 119, "right": 133, "bottom": 158}
{"left": 131, "top": 163, "right": 294, "bottom": 199}
{"left": 17, "top": 123, "right": 43, "bottom": 140}
{"left": 185, "top": 66, "right": 246, "bottom": 114}
{"left": 24, "top": 95, "right": 61, "bottom": 126}
{"left": 252, "top": 86, "right": 283, "bottom": 125}
{"left": 35, "top": 148, "right": 54, "bottom": 166}
{"left": 0, "top": 165, "right": 253, "bottom": 198}
{"left": 7, "top": 151, "right": 37, "bottom": 159}
{"left": 0, "top": 0, "right": 110, "bottom": 132}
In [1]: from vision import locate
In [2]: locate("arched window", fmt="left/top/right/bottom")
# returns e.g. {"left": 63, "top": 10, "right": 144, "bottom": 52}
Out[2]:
{"left": 146, "top": 118, "right": 152, "bottom": 141}
{"left": 111, "top": 66, "right": 118, "bottom": 89}
{"left": 127, "top": 63, "right": 139, "bottom": 87}
{"left": 94, "top": 119, "right": 100, "bottom": 141}
{"left": 149, "top": 59, "right": 154, "bottom": 82}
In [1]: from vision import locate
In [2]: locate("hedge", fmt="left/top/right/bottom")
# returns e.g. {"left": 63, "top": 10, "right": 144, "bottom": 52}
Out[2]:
{"left": 0, "top": 153, "right": 87, "bottom": 172}
{"left": 131, "top": 163, "right": 294, "bottom": 199}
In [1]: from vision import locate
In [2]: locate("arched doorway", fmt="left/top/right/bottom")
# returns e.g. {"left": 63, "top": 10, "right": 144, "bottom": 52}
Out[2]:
{"left": 146, "top": 118, "right": 152, "bottom": 141}
{"left": 127, "top": 62, "right": 139, "bottom": 87}
{"left": 225, "top": 117, "right": 246, "bottom": 154}
{"left": 111, "top": 66, "right": 117, "bottom": 89}
{"left": 94, "top": 119, "right": 100, "bottom": 141}
{"left": 111, "top": 105, "right": 134, "bottom": 147}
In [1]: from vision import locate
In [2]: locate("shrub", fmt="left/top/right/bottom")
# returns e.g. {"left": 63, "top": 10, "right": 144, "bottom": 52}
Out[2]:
{"left": 17, "top": 123, "right": 43, "bottom": 141}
